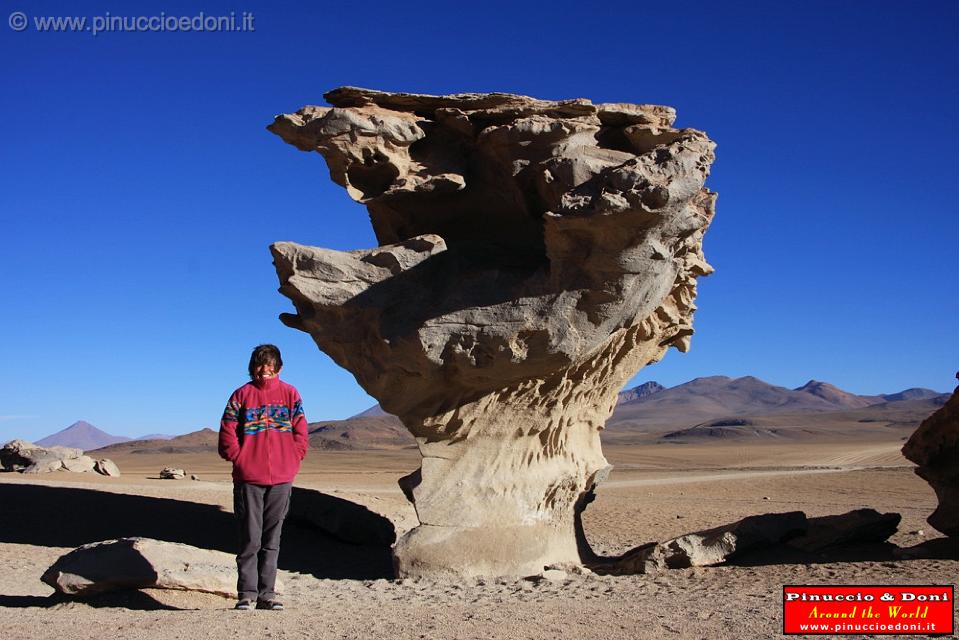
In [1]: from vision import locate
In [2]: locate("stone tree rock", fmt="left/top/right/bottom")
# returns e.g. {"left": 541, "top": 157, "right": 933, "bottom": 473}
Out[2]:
{"left": 267, "top": 87, "right": 717, "bottom": 577}
{"left": 903, "top": 385, "right": 959, "bottom": 536}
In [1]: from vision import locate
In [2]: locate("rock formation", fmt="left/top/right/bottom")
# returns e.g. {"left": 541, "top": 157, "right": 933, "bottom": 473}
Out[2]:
{"left": 42, "top": 537, "right": 273, "bottom": 597}
{"left": 903, "top": 385, "right": 959, "bottom": 536}
{"left": 595, "top": 512, "right": 807, "bottom": 574}
{"left": 591, "top": 509, "right": 901, "bottom": 574}
{"left": 267, "top": 87, "right": 717, "bottom": 577}
{"left": 1, "top": 440, "right": 119, "bottom": 477}
{"left": 787, "top": 509, "right": 901, "bottom": 552}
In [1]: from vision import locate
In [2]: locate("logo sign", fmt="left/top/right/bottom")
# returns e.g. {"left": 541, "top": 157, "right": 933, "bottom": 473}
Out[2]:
{"left": 783, "top": 585, "right": 954, "bottom": 635}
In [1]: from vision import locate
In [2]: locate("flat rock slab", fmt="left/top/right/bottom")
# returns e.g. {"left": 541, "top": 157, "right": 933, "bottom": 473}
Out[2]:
{"left": 589, "top": 512, "right": 809, "bottom": 574}
{"left": 648, "top": 511, "right": 808, "bottom": 569}
{"left": 42, "top": 537, "right": 279, "bottom": 598}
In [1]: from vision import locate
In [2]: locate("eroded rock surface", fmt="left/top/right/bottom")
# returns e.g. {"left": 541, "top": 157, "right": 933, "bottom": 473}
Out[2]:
{"left": 903, "top": 385, "right": 959, "bottom": 536}
{"left": 267, "top": 87, "right": 717, "bottom": 577}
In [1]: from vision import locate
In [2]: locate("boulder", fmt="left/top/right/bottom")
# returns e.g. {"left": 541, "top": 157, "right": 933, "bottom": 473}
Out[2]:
{"left": 1, "top": 440, "right": 84, "bottom": 471}
{"left": 588, "top": 512, "right": 807, "bottom": 575}
{"left": 94, "top": 458, "right": 121, "bottom": 477}
{"left": 159, "top": 467, "right": 186, "bottom": 479}
{"left": 787, "top": 509, "right": 901, "bottom": 552}
{"left": 902, "top": 385, "right": 959, "bottom": 536}
{"left": 62, "top": 455, "right": 97, "bottom": 473}
{"left": 644, "top": 511, "right": 807, "bottom": 570}
{"left": 41, "top": 537, "right": 279, "bottom": 598}
{"left": 23, "top": 458, "right": 65, "bottom": 473}
{"left": 267, "top": 87, "right": 717, "bottom": 578}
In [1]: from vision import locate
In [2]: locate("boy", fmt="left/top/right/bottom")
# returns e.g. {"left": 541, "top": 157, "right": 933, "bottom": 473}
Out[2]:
{"left": 218, "top": 344, "right": 309, "bottom": 611}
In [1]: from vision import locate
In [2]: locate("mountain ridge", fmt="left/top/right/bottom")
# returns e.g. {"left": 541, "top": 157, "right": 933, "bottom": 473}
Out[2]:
{"left": 43, "top": 376, "right": 949, "bottom": 452}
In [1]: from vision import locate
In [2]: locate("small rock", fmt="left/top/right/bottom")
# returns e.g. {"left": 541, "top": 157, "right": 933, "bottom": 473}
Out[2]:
{"left": 544, "top": 562, "right": 592, "bottom": 576}
{"left": 159, "top": 467, "right": 186, "bottom": 479}
{"left": 540, "top": 569, "right": 567, "bottom": 581}
{"left": 190, "top": 474, "right": 200, "bottom": 481}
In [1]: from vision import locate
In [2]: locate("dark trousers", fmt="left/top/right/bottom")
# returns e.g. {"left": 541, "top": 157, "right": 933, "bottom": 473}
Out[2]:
{"left": 233, "top": 481, "right": 292, "bottom": 601}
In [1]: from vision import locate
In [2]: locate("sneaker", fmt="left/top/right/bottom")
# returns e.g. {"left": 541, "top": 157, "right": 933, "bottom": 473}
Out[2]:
{"left": 257, "top": 599, "right": 284, "bottom": 611}
{"left": 234, "top": 599, "right": 254, "bottom": 611}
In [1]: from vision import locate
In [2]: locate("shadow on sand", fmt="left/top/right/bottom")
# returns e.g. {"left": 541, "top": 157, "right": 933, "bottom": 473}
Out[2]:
{"left": 0, "top": 592, "right": 179, "bottom": 611}
{"left": 0, "top": 483, "right": 395, "bottom": 591}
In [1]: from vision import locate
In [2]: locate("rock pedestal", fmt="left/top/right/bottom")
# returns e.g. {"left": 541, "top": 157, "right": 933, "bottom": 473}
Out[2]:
{"left": 267, "top": 87, "right": 717, "bottom": 577}
{"left": 903, "top": 385, "right": 959, "bottom": 536}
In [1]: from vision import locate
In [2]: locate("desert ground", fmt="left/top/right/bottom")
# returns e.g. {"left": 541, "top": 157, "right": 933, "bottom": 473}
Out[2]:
{"left": 1, "top": 439, "right": 956, "bottom": 640}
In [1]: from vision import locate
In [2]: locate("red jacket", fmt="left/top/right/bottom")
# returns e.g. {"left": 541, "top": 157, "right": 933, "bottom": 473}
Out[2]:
{"left": 218, "top": 377, "right": 309, "bottom": 485}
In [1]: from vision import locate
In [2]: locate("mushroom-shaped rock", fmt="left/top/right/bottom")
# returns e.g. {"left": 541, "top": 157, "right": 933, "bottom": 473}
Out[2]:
{"left": 903, "top": 386, "right": 959, "bottom": 536}
{"left": 267, "top": 87, "right": 717, "bottom": 577}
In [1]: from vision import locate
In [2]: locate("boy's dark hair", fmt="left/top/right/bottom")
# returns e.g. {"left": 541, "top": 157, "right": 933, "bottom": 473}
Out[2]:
{"left": 248, "top": 344, "right": 283, "bottom": 380}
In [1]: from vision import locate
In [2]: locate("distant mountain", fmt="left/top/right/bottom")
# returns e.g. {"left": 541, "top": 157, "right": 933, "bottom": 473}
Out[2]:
{"left": 82, "top": 376, "right": 947, "bottom": 453}
{"left": 611, "top": 376, "right": 854, "bottom": 429}
{"left": 793, "top": 380, "right": 880, "bottom": 408}
{"left": 879, "top": 388, "right": 943, "bottom": 403}
{"left": 617, "top": 381, "right": 665, "bottom": 403}
{"left": 92, "top": 417, "right": 417, "bottom": 454}
{"left": 605, "top": 375, "right": 948, "bottom": 443}
{"left": 350, "top": 405, "right": 390, "bottom": 419}
{"left": 36, "top": 421, "right": 130, "bottom": 450}
{"left": 309, "top": 415, "right": 414, "bottom": 450}
{"left": 135, "top": 433, "right": 176, "bottom": 441}
{"left": 92, "top": 428, "right": 218, "bottom": 455}
{"left": 657, "top": 395, "right": 949, "bottom": 443}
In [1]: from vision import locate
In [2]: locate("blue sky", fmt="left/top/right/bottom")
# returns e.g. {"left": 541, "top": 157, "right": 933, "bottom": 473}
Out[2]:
{"left": 2, "top": 0, "right": 956, "bottom": 441}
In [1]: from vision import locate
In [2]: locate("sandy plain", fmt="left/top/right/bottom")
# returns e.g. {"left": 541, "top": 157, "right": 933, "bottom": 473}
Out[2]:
{"left": 1, "top": 439, "right": 956, "bottom": 640}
